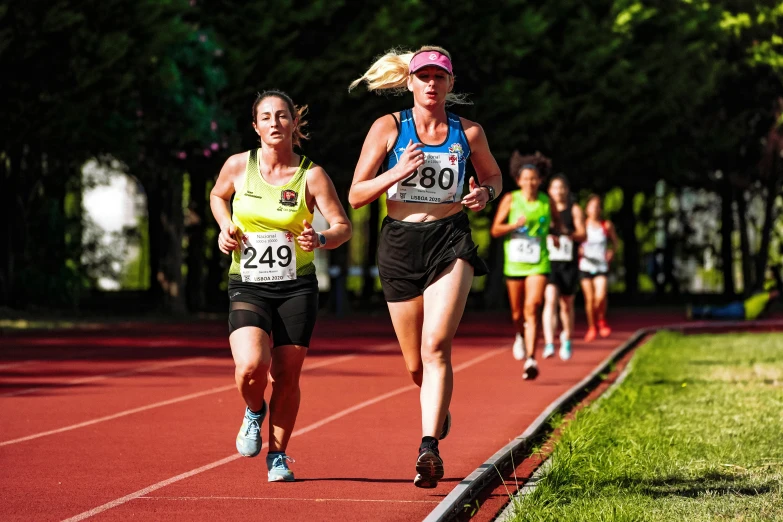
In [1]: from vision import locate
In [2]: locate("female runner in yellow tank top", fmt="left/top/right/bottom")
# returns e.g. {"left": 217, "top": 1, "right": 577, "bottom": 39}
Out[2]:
{"left": 210, "top": 90, "right": 351, "bottom": 482}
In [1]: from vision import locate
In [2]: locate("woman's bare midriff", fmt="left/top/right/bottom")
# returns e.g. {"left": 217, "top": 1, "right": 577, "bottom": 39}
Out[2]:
{"left": 386, "top": 200, "right": 464, "bottom": 222}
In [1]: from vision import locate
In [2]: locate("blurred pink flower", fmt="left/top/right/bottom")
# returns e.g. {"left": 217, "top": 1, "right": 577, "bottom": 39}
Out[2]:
{"left": 210, "top": 121, "right": 218, "bottom": 131}
{"left": 222, "top": 141, "right": 229, "bottom": 148}
{"left": 177, "top": 151, "right": 187, "bottom": 160}
{"left": 189, "top": 0, "right": 196, "bottom": 5}
{"left": 199, "top": 34, "right": 207, "bottom": 43}
{"left": 136, "top": 109, "right": 143, "bottom": 118}
{"left": 210, "top": 142, "right": 219, "bottom": 151}
{"left": 203, "top": 149, "right": 212, "bottom": 157}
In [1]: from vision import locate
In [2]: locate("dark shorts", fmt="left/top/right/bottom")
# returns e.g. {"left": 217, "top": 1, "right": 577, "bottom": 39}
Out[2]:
{"left": 227, "top": 280, "right": 319, "bottom": 347}
{"left": 579, "top": 270, "right": 609, "bottom": 281}
{"left": 550, "top": 262, "right": 579, "bottom": 296}
{"left": 377, "top": 212, "right": 489, "bottom": 302}
{"left": 506, "top": 274, "right": 549, "bottom": 282}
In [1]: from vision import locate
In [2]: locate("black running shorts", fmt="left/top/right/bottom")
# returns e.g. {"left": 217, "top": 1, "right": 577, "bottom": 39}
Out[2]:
{"left": 377, "top": 212, "right": 489, "bottom": 302}
{"left": 549, "top": 261, "right": 579, "bottom": 296}
{"left": 227, "top": 280, "right": 319, "bottom": 347}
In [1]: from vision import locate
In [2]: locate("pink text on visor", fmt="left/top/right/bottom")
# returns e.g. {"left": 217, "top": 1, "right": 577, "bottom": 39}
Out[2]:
{"left": 409, "top": 51, "right": 453, "bottom": 75}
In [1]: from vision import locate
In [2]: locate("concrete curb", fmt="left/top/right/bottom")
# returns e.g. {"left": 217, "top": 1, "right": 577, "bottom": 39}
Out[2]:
{"left": 423, "top": 319, "right": 783, "bottom": 522}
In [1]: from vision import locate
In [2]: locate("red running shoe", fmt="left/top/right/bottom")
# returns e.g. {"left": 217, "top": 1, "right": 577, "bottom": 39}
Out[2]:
{"left": 584, "top": 326, "right": 597, "bottom": 342}
{"left": 598, "top": 320, "right": 612, "bottom": 338}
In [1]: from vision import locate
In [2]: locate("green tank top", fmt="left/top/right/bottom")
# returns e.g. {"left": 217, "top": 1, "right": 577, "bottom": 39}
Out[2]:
{"left": 744, "top": 292, "right": 771, "bottom": 320}
{"left": 503, "top": 191, "right": 551, "bottom": 277}
{"left": 229, "top": 149, "right": 315, "bottom": 278}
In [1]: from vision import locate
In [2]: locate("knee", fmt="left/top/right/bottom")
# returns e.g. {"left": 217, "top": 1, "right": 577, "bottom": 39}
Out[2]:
{"left": 524, "top": 300, "right": 542, "bottom": 318}
{"left": 406, "top": 363, "right": 424, "bottom": 384}
{"left": 235, "top": 360, "right": 265, "bottom": 383}
{"left": 421, "top": 336, "right": 451, "bottom": 366}
{"left": 511, "top": 308, "right": 524, "bottom": 323}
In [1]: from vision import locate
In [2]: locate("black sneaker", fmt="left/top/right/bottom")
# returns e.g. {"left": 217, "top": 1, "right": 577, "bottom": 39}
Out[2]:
{"left": 522, "top": 357, "right": 539, "bottom": 380}
{"left": 438, "top": 411, "right": 451, "bottom": 440}
{"left": 413, "top": 447, "right": 444, "bottom": 489}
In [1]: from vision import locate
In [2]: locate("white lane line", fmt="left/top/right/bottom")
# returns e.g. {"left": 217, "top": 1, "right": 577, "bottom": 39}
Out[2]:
{"left": 60, "top": 346, "right": 504, "bottom": 522}
{"left": 0, "top": 357, "right": 208, "bottom": 398}
{"left": 0, "top": 346, "right": 396, "bottom": 447}
{"left": 138, "top": 496, "right": 439, "bottom": 504}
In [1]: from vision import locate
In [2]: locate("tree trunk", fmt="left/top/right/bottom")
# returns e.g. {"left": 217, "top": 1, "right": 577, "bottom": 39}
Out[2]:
{"left": 720, "top": 181, "right": 735, "bottom": 298}
{"left": 735, "top": 190, "right": 754, "bottom": 295}
{"left": 755, "top": 134, "right": 782, "bottom": 282}
{"left": 146, "top": 181, "right": 164, "bottom": 305}
{"left": 619, "top": 189, "right": 639, "bottom": 299}
{"left": 361, "top": 199, "right": 379, "bottom": 300}
{"left": 0, "top": 146, "right": 21, "bottom": 307}
{"left": 185, "top": 163, "right": 208, "bottom": 312}
{"left": 158, "top": 174, "right": 187, "bottom": 315}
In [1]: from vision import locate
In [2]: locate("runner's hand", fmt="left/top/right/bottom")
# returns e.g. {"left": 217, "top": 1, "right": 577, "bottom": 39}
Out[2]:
{"left": 606, "top": 250, "right": 614, "bottom": 263}
{"left": 393, "top": 139, "right": 425, "bottom": 180}
{"left": 218, "top": 222, "right": 240, "bottom": 254}
{"left": 298, "top": 219, "right": 317, "bottom": 252}
{"left": 462, "top": 177, "right": 489, "bottom": 211}
{"left": 515, "top": 215, "right": 527, "bottom": 228}
{"left": 549, "top": 235, "right": 560, "bottom": 248}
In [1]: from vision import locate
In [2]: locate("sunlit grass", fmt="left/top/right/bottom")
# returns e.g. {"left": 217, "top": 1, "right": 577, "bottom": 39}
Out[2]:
{"left": 508, "top": 331, "right": 783, "bottom": 521}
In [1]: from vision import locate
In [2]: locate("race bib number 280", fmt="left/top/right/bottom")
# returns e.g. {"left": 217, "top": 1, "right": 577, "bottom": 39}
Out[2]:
{"left": 240, "top": 232, "right": 297, "bottom": 283}
{"left": 389, "top": 152, "right": 459, "bottom": 203}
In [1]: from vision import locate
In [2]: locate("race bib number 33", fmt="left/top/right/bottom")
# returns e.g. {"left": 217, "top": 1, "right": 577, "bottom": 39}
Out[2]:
{"left": 241, "top": 232, "right": 297, "bottom": 283}
{"left": 391, "top": 152, "right": 459, "bottom": 203}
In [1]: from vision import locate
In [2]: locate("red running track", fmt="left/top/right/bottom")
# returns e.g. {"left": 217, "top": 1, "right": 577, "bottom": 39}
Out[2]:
{"left": 0, "top": 311, "right": 682, "bottom": 522}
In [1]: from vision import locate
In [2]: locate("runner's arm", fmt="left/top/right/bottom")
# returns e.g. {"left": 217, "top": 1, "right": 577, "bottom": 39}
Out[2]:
{"left": 462, "top": 119, "right": 502, "bottom": 202}
{"left": 570, "top": 203, "right": 586, "bottom": 242}
{"left": 304, "top": 166, "right": 352, "bottom": 250}
{"left": 490, "top": 193, "right": 521, "bottom": 238}
{"left": 348, "top": 115, "right": 423, "bottom": 209}
{"left": 209, "top": 152, "right": 247, "bottom": 254}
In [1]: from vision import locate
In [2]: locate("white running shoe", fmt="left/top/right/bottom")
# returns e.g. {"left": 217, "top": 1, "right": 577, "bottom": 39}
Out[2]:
{"left": 512, "top": 333, "right": 524, "bottom": 361}
{"left": 523, "top": 357, "right": 539, "bottom": 380}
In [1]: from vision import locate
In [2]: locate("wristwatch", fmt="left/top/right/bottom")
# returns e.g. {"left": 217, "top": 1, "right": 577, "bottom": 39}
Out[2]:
{"left": 316, "top": 232, "right": 327, "bottom": 248}
{"left": 482, "top": 185, "right": 496, "bottom": 202}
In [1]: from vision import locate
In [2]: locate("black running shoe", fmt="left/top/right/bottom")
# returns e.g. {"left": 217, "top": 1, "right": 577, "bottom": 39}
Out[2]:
{"left": 413, "top": 447, "right": 444, "bottom": 489}
{"left": 522, "top": 357, "right": 539, "bottom": 380}
{"left": 438, "top": 411, "right": 451, "bottom": 440}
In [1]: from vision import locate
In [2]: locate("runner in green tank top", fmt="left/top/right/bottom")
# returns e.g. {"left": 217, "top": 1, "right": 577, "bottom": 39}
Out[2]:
{"left": 491, "top": 152, "right": 561, "bottom": 380}
{"left": 210, "top": 90, "right": 351, "bottom": 482}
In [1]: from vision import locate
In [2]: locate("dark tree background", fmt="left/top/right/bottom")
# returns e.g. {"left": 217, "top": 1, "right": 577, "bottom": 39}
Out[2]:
{"left": 1, "top": 0, "right": 781, "bottom": 315}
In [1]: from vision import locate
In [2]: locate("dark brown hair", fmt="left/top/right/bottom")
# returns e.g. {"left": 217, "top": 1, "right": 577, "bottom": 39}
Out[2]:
{"left": 509, "top": 150, "right": 552, "bottom": 180}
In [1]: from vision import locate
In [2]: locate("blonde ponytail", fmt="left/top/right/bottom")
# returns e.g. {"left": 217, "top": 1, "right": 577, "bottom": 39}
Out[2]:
{"left": 349, "top": 46, "right": 471, "bottom": 105}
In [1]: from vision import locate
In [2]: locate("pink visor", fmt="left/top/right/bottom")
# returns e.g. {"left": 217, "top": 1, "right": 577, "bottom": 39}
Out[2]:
{"left": 409, "top": 51, "right": 453, "bottom": 75}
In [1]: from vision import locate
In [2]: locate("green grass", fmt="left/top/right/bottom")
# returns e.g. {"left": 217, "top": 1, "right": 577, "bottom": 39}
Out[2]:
{"left": 507, "top": 331, "right": 783, "bottom": 521}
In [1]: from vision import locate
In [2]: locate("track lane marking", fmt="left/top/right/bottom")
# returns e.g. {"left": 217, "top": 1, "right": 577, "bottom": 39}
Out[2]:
{"left": 59, "top": 347, "right": 504, "bottom": 522}
{"left": 1, "top": 345, "right": 397, "bottom": 447}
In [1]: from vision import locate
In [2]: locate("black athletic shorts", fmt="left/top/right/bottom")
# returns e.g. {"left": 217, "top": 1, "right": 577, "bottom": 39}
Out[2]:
{"left": 227, "top": 279, "right": 319, "bottom": 347}
{"left": 579, "top": 270, "right": 609, "bottom": 281}
{"left": 550, "top": 261, "right": 579, "bottom": 296}
{"left": 377, "top": 212, "right": 489, "bottom": 302}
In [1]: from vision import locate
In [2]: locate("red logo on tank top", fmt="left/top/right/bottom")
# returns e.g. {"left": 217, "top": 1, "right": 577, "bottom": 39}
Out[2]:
{"left": 285, "top": 232, "right": 294, "bottom": 242}
{"left": 280, "top": 189, "right": 298, "bottom": 207}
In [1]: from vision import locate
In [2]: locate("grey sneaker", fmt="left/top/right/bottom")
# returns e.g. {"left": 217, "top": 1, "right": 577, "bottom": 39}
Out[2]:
{"left": 267, "top": 453, "right": 296, "bottom": 482}
{"left": 236, "top": 402, "right": 266, "bottom": 458}
{"left": 414, "top": 447, "right": 444, "bottom": 489}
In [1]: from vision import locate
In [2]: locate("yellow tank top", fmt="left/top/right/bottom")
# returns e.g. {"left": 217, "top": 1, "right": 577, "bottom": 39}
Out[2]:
{"left": 229, "top": 149, "right": 315, "bottom": 278}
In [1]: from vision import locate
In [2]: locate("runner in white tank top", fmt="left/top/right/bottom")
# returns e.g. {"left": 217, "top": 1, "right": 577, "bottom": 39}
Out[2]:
{"left": 579, "top": 195, "right": 618, "bottom": 342}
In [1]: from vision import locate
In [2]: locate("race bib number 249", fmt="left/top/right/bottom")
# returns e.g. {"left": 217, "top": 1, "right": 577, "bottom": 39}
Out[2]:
{"left": 240, "top": 232, "right": 297, "bottom": 283}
